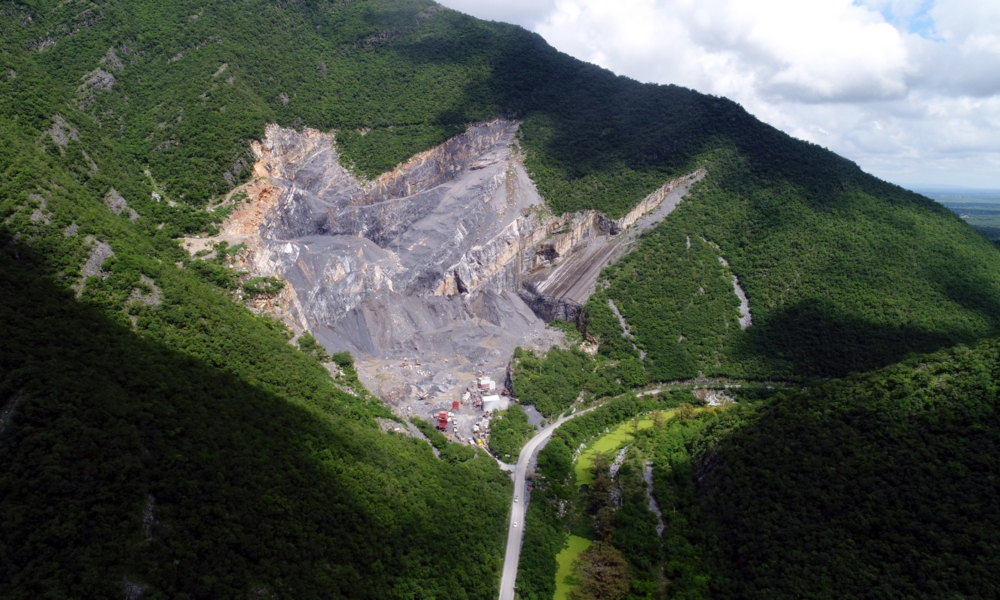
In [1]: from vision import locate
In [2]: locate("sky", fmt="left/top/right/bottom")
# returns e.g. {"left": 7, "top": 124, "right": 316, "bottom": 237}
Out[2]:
{"left": 437, "top": 0, "right": 1000, "bottom": 189}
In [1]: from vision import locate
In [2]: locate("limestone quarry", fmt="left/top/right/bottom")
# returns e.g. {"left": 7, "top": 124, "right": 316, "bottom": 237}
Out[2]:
{"left": 193, "top": 119, "right": 703, "bottom": 418}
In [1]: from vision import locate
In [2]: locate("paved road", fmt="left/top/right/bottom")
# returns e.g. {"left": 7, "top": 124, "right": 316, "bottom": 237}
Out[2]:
{"left": 498, "top": 407, "right": 594, "bottom": 600}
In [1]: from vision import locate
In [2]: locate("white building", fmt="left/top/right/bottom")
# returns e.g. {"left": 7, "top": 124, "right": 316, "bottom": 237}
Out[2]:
{"left": 482, "top": 395, "right": 510, "bottom": 412}
{"left": 482, "top": 394, "right": 501, "bottom": 412}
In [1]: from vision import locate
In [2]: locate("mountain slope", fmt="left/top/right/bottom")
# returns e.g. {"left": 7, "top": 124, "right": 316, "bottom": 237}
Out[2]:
{"left": 0, "top": 236, "right": 510, "bottom": 599}
{"left": 531, "top": 340, "right": 1000, "bottom": 599}
{"left": 583, "top": 151, "right": 1000, "bottom": 379}
{"left": 7, "top": 0, "right": 1000, "bottom": 379}
{"left": 3, "top": 0, "right": 1000, "bottom": 596}
{"left": 635, "top": 339, "right": 1000, "bottom": 599}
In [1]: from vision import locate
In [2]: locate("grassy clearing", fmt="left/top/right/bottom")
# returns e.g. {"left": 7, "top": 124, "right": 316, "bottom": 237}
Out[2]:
{"left": 575, "top": 413, "right": 669, "bottom": 486}
{"left": 553, "top": 535, "right": 592, "bottom": 600}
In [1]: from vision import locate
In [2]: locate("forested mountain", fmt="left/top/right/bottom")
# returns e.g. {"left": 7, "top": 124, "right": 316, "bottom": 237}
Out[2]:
{"left": 520, "top": 388, "right": 1000, "bottom": 600}
{"left": 3, "top": 0, "right": 1000, "bottom": 598}
{"left": 543, "top": 340, "right": 1000, "bottom": 599}
{"left": 6, "top": 0, "right": 999, "bottom": 382}
{"left": 0, "top": 239, "right": 510, "bottom": 599}
{"left": 692, "top": 340, "right": 1000, "bottom": 598}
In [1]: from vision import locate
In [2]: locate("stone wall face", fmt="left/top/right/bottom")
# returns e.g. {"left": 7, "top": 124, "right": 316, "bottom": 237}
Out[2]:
{"left": 212, "top": 120, "right": 703, "bottom": 403}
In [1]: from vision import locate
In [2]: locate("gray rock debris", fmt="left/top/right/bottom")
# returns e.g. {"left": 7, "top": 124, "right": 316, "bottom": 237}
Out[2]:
{"left": 64, "top": 223, "right": 79, "bottom": 237}
{"left": 519, "top": 170, "right": 705, "bottom": 322}
{"left": 74, "top": 239, "right": 115, "bottom": 297}
{"left": 45, "top": 114, "right": 79, "bottom": 149}
{"left": 0, "top": 394, "right": 21, "bottom": 435}
{"left": 31, "top": 38, "right": 56, "bottom": 52}
{"left": 123, "top": 577, "right": 143, "bottom": 600}
{"left": 82, "top": 149, "right": 99, "bottom": 177}
{"left": 141, "top": 495, "right": 155, "bottom": 541}
{"left": 644, "top": 461, "right": 665, "bottom": 538}
{"left": 732, "top": 275, "right": 753, "bottom": 329}
{"left": 104, "top": 188, "right": 139, "bottom": 222}
{"left": 240, "top": 120, "right": 563, "bottom": 402}
{"left": 609, "top": 446, "right": 629, "bottom": 480}
{"left": 129, "top": 275, "right": 161, "bottom": 307}
{"left": 28, "top": 194, "right": 50, "bottom": 225}
{"left": 717, "top": 256, "right": 752, "bottom": 329}
{"left": 82, "top": 240, "right": 114, "bottom": 278}
{"left": 608, "top": 298, "right": 646, "bottom": 357}
{"left": 377, "top": 418, "right": 419, "bottom": 438}
{"left": 82, "top": 68, "right": 116, "bottom": 91}
{"left": 608, "top": 299, "right": 634, "bottom": 340}
{"left": 416, "top": 4, "right": 443, "bottom": 23}
{"left": 78, "top": 68, "right": 116, "bottom": 109}
{"left": 235, "top": 121, "right": 704, "bottom": 406}
{"left": 100, "top": 47, "right": 124, "bottom": 72}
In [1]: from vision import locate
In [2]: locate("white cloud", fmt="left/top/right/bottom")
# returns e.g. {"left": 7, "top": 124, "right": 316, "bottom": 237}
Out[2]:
{"left": 536, "top": 0, "right": 914, "bottom": 102}
{"left": 436, "top": 0, "right": 556, "bottom": 27}
{"left": 437, "top": 0, "right": 1000, "bottom": 187}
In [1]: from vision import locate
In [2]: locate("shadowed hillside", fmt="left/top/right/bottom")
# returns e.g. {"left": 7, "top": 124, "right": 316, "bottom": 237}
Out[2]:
{"left": 4, "top": 1, "right": 1000, "bottom": 596}
{"left": 0, "top": 235, "right": 510, "bottom": 599}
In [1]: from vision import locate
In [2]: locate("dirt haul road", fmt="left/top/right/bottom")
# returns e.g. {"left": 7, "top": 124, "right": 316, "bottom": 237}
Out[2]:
{"left": 498, "top": 406, "right": 595, "bottom": 600}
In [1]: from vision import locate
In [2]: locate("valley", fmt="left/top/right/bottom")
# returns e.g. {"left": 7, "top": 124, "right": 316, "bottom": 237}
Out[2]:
{"left": 3, "top": 1, "right": 1000, "bottom": 598}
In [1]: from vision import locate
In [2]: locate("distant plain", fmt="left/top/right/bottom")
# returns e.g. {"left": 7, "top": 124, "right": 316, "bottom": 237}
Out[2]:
{"left": 913, "top": 187, "right": 1000, "bottom": 240}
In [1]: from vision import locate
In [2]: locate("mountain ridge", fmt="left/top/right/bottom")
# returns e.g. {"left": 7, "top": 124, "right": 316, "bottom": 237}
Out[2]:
{"left": 3, "top": 1, "right": 1000, "bottom": 598}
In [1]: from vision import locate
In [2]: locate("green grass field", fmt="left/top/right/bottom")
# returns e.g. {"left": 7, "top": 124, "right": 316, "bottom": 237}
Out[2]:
{"left": 575, "top": 413, "right": 669, "bottom": 486}
{"left": 553, "top": 535, "right": 593, "bottom": 600}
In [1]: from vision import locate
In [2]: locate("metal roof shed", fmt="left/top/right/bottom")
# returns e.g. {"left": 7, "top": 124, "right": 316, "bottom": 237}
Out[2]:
{"left": 482, "top": 395, "right": 501, "bottom": 412}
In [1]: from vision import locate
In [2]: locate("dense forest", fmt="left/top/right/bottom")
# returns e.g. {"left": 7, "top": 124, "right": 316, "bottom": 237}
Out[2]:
{"left": 0, "top": 235, "right": 511, "bottom": 599}
{"left": 516, "top": 340, "right": 1000, "bottom": 599}
{"left": 6, "top": 0, "right": 1000, "bottom": 381}
{"left": 581, "top": 148, "right": 1000, "bottom": 380}
{"left": 510, "top": 346, "right": 648, "bottom": 417}
{"left": 687, "top": 340, "right": 1000, "bottom": 598}
{"left": 487, "top": 405, "right": 536, "bottom": 462}
{"left": 5, "top": 0, "right": 1000, "bottom": 597}
{"left": 514, "top": 392, "right": 696, "bottom": 599}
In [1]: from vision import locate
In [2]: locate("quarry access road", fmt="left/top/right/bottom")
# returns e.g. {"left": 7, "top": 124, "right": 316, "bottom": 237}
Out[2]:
{"left": 498, "top": 406, "right": 595, "bottom": 600}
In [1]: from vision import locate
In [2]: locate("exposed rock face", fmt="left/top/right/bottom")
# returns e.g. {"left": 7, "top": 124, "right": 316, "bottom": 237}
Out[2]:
{"left": 141, "top": 495, "right": 155, "bottom": 541}
{"left": 212, "top": 120, "right": 703, "bottom": 403}
{"left": 518, "top": 169, "right": 706, "bottom": 322}
{"left": 81, "top": 239, "right": 115, "bottom": 280}
{"left": 78, "top": 68, "right": 116, "bottom": 109}
{"left": 29, "top": 192, "right": 51, "bottom": 225}
{"left": 218, "top": 121, "right": 562, "bottom": 401}
{"left": 0, "top": 393, "right": 20, "bottom": 435}
{"left": 718, "top": 256, "right": 753, "bottom": 329}
{"left": 105, "top": 188, "right": 139, "bottom": 222}
{"left": 74, "top": 238, "right": 114, "bottom": 297}
{"left": 100, "top": 47, "right": 124, "bottom": 72}
{"left": 129, "top": 275, "right": 161, "bottom": 307}
{"left": 45, "top": 114, "right": 79, "bottom": 149}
